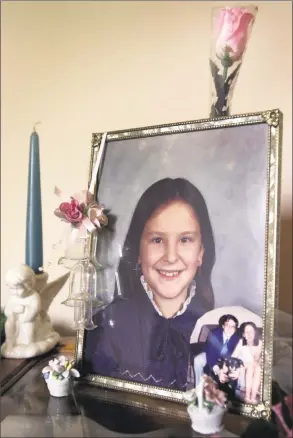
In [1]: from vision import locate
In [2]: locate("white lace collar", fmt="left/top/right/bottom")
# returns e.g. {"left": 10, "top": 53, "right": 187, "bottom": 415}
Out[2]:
{"left": 140, "top": 275, "right": 196, "bottom": 318}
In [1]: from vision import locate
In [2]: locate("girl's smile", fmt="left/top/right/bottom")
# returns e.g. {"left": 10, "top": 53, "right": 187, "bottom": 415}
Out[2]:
{"left": 157, "top": 270, "right": 183, "bottom": 278}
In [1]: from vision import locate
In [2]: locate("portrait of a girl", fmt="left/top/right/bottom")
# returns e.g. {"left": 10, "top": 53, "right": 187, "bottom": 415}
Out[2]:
{"left": 84, "top": 177, "right": 216, "bottom": 391}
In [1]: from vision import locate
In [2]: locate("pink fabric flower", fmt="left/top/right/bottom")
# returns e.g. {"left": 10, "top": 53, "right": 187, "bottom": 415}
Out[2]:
{"left": 54, "top": 187, "right": 108, "bottom": 233}
{"left": 213, "top": 7, "right": 256, "bottom": 62}
{"left": 55, "top": 199, "right": 84, "bottom": 224}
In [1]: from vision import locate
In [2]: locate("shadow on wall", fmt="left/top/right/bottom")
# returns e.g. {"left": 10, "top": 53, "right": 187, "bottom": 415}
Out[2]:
{"left": 278, "top": 216, "right": 292, "bottom": 314}
{"left": 54, "top": 324, "right": 75, "bottom": 337}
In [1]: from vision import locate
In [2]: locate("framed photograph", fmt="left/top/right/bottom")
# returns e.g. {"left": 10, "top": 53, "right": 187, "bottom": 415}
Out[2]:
{"left": 75, "top": 109, "right": 282, "bottom": 419}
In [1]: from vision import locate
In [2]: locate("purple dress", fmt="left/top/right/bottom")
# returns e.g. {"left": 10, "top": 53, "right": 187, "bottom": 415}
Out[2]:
{"left": 83, "top": 287, "right": 207, "bottom": 391}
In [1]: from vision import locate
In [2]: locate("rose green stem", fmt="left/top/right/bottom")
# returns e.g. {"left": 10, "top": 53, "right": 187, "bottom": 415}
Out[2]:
{"left": 222, "top": 66, "right": 228, "bottom": 85}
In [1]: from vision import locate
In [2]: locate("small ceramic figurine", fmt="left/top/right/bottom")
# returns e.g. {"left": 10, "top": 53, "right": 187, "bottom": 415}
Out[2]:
{"left": 42, "top": 356, "right": 80, "bottom": 397}
{"left": 1, "top": 264, "right": 69, "bottom": 359}
{"left": 42, "top": 355, "right": 80, "bottom": 397}
{"left": 183, "top": 374, "right": 228, "bottom": 435}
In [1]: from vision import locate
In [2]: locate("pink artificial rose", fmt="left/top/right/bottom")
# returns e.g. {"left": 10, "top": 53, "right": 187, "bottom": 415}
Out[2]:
{"left": 58, "top": 199, "right": 83, "bottom": 223}
{"left": 213, "top": 7, "right": 256, "bottom": 63}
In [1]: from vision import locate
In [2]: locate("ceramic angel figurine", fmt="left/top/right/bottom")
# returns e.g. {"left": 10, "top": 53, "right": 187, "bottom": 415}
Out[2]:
{"left": 1, "top": 264, "right": 69, "bottom": 359}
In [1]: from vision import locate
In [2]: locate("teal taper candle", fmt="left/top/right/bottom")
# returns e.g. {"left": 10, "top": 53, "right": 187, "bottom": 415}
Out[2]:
{"left": 25, "top": 129, "right": 43, "bottom": 274}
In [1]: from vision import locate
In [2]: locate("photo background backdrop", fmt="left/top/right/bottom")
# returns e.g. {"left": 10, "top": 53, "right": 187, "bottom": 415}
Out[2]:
{"left": 97, "top": 123, "right": 268, "bottom": 316}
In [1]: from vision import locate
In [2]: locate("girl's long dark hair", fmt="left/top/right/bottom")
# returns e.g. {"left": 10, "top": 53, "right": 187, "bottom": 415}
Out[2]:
{"left": 117, "top": 178, "right": 216, "bottom": 311}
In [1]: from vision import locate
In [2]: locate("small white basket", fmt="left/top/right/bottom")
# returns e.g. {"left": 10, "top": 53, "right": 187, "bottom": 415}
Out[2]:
{"left": 46, "top": 378, "right": 71, "bottom": 397}
{"left": 187, "top": 403, "right": 226, "bottom": 435}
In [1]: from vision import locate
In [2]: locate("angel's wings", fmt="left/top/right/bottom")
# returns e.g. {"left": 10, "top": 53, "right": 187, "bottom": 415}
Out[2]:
{"left": 40, "top": 272, "right": 70, "bottom": 314}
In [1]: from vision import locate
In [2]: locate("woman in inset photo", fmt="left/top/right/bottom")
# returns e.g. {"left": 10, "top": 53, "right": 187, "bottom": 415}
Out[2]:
{"left": 84, "top": 177, "right": 216, "bottom": 391}
{"left": 232, "top": 321, "right": 262, "bottom": 404}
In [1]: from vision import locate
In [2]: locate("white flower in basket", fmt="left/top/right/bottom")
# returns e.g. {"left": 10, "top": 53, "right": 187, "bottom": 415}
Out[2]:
{"left": 42, "top": 355, "right": 80, "bottom": 397}
{"left": 183, "top": 374, "right": 228, "bottom": 435}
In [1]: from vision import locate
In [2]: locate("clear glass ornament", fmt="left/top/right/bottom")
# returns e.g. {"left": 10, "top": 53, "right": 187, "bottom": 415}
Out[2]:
{"left": 61, "top": 227, "right": 107, "bottom": 330}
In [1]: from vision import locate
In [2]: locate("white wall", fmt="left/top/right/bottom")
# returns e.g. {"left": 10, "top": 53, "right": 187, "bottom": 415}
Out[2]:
{"left": 1, "top": 1, "right": 292, "bottom": 333}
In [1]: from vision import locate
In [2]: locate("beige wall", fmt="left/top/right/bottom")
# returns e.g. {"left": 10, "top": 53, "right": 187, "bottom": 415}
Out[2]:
{"left": 1, "top": 1, "right": 292, "bottom": 333}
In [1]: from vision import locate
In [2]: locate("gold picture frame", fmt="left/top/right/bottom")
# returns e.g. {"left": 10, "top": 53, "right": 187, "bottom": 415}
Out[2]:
{"left": 75, "top": 109, "right": 282, "bottom": 419}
